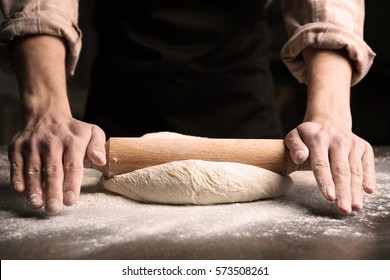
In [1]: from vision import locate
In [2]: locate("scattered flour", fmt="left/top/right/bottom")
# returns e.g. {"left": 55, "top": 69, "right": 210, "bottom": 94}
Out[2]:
{"left": 0, "top": 147, "right": 389, "bottom": 259}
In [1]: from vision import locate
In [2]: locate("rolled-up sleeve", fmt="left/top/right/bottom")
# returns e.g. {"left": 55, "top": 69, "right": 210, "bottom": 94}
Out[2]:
{"left": 281, "top": 0, "right": 376, "bottom": 86}
{"left": 0, "top": 0, "right": 81, "bottom": 75}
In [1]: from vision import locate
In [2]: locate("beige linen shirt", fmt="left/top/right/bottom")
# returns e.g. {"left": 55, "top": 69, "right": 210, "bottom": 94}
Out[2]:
{"left": 0, "top": 0, "right": 376, "bottom": 85}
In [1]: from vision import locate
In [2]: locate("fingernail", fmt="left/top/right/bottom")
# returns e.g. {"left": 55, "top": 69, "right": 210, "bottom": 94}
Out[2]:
{"left": 13, "top": 182, "right": 24, "bottom": 192}
{"left": 295, "top": 149, "right": 307, "bottom": 163}
{"left": 352, "top": 202, "right": 363, "bottom": 212}
{"left": 326, "top": 187, "right": 336, "bottom": 201}
{"left": 364, "top": 182, "right": 375, "bottom": 193}
{"left": 92, "top": 150, "right": 106, "bottom": 163}
{"left": 64, "top": 190, "right": 76, "bottom": 205}
{"left": 45, "top": 199, "right": 63, "bottom": 215}
{"left": 28, "top": 194, "right": 43, "bottom": 208}
{"left": 336, "top": 199, "right": 352, "bottom": 215}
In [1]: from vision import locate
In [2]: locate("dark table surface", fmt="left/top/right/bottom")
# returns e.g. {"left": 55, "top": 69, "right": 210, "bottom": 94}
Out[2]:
{"left": 0, "top": 146, "right": 389, "bottom": 260}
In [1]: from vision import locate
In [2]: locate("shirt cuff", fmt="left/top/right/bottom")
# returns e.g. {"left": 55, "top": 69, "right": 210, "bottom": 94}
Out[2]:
{"left": 280, "top": 22, "right": 376, "bottom": 86}
{"left": 0, "top": 9, "right": 81, "bottom": 76}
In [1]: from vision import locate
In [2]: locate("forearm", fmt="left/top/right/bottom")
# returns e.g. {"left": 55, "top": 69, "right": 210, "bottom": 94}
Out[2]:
{"left": 0, "top": 0, "right": 81, "bottom": 75}
{"left": 281, "top": 0, "right": 375, "bottom": 86}
{"left": 12, "top": 35, "right": 72, "bottom": 125}
{"left": 284, "top": 47, "right": 376, "bottom": 215}
{"left": 302, "top": 47, "right": 353, "bottom": 128}
{"left": 8, "top": 35, "right": 106, "bottom": 215}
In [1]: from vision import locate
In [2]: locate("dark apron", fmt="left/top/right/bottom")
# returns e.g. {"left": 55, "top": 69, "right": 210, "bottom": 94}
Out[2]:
{"left": 84, "top": 0, "right": 283, "bottom": 139}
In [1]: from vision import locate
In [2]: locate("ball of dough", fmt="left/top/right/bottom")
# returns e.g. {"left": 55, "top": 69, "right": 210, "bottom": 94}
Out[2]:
{"left": 100, "top": 159, "right": 293, "bottom": 205}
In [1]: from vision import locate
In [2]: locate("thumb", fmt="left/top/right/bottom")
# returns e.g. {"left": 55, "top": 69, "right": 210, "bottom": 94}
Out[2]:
{"left": 86, "top": 125, "right": 107, "bottom": 166}
{"left": 284, "top": 128, "right": 309, "bottom": 165}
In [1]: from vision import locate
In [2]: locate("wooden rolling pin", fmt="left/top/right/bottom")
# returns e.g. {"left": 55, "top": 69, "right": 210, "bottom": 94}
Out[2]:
{"left": 84, "top": 137, "right": 311, "bottom": 178}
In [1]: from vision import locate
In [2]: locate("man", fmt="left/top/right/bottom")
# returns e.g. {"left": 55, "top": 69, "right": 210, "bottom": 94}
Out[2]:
{"left": 0, "top": 0, "right": 376, "bottom": 215}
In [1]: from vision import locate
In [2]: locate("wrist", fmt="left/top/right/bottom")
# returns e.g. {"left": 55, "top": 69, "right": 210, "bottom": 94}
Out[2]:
{"left": 20, "top": 89, "right": 72, "bottom": 122}
{"left": 303, "top": 109, "right": 352, "bottom": 130}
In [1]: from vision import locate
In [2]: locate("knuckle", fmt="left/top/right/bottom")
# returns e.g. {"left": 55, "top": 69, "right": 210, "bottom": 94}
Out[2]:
{"left": 350, "top": 137, "right": 364, "bottom": 152}
{"left": 92, "top": 124, "right": 105, "bottom": 135}
{"left": 332, "top": 134, "right": 349, "bottom": 148}
{"left": 63, "top": 161, "right": 83, "bottom": 173}
{"left": 312, "top": 159, "right": 330, "bottom": 170}
{"left": 284, "top": 132, "right": 297, "bottom": 145}
{"left": 363, "top": 141, "right": 374, "bottom": 154}
{"left": 44, "top": 164, "right": 63, "bottom": 176}
{"left": 63, "top": 135, "right": 76, "bottom": 148}
{"left": 10, "top": 161, "right": 22, "bottom": 172}
{"left": 40, "top": 135, "right": 57, "bottom": 151}
{"left": 332, "top": 165, "right": 351, "bottom": 177}
{"left": 332, "top": 136, "right": 343, "bottom": 147}
{"left": 310, "top": 131, "right": 328, "bottom": 147}
{"left": 26, "top": 166, "right": 42, "bottom": 177}
{"left": 350, "top": 163, "right": 363, "bottom": 177}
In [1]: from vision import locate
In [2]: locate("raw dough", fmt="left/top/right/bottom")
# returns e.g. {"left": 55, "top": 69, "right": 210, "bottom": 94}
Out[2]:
{"left": 100, "top": 132, "right": 293, "bottom": 205}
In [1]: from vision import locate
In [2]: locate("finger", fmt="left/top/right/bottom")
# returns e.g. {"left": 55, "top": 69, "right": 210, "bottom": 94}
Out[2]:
{"left": 312, "top": 156, "right": 336, "bottom": 202}
{"left": 86, "top": 125, "right": 107, "bottom": 166}
{"left": 303, "top": 131, "right": 336, "bottom": 203}
{"left": 62, "top": 146, "right": 84, "bottom": 206}
{"left": 7, "top": 146, "right": 26, "bottom": 193}
{"left": 348, "top": 151, "right": 364, "bottom": 211}
{"left": 24, "top": 150, "right": 45, "bottom": 210}
{"left": 41, "top": 138, "right": 64, "bottom": 215}
{"left": 362, "top": 145, "right": 376, "bottom": 194}
{"left": 284, "top": 129, "right": 310, "bottom": 164}
{"left": 329, "top": 143, "right": 352, "bottom": 215}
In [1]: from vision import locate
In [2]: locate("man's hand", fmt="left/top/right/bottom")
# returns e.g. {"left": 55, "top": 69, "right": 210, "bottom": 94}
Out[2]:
{"left": 284, "top": 48, "right": 376, "bottom": 215}
{"left": 8, "top": 117, "right": 106, "bottom": 215}
{"left": 8, "top": 35, "right": 106, "bottom": 215}
{"left": 285, "top": 121, "right": 375, "bottom": 215}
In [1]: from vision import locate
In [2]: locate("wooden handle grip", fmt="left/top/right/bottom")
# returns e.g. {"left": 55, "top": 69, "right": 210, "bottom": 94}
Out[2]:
{"left": 84, "top": 137, "right": 311, "bottom": 177}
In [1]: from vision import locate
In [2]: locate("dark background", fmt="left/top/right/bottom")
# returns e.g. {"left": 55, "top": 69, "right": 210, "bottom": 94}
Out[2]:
{"left": 1, "top": 0, "right": 389, "bottom": 145}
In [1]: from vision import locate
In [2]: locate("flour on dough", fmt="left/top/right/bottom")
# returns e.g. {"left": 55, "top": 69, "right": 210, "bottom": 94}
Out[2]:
{"left": 100, "top": 159, "right": 293, "bottom": 205}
